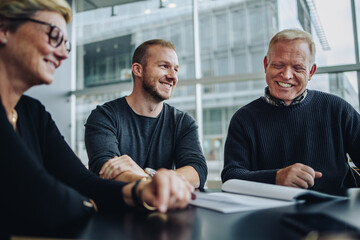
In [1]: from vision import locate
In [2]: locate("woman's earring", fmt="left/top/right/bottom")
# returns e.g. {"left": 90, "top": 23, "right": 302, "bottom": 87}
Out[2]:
{"left": 1, "top": 38, "right": 7, "bottom": 44}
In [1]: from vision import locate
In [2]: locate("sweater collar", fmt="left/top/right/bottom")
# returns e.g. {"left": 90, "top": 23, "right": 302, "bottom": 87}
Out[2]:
{"left": 263, "top": 86, "right": 308, "bottom": 107}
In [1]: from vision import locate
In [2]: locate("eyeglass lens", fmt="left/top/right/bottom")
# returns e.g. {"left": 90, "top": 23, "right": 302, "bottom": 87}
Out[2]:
{"left": 9, "top": 18, "right": 71, "bottom": 53}
{"left": 49, "top": 26, "right": 71, "bottom": 53}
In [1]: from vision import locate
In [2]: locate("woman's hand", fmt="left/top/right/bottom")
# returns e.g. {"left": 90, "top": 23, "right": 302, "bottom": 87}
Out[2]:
{"left": 123, "top": 169, "right": 195, "bottom": 213}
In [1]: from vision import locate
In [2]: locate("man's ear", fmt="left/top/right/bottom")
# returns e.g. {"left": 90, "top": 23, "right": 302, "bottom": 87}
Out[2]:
{"left": 308, "top": 64, "right": 317, "bottom": 80}
{"left": 263, "top": 56, "right": 268, "bottom": 73}
{"left": 132, "top": 63, "right": 143, "bottom": 78}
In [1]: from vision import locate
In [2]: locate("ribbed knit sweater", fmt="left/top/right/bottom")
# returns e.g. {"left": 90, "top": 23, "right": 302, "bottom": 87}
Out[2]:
{"left": 222, "top": 90, "right": 360, "bottom": 192}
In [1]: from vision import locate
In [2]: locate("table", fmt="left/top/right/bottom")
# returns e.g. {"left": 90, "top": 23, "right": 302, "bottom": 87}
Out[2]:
{"left": 70, "top": 188, "right": 360, "bottom": 240}
{"left": 13, "top": 189, "right": 360, "bottom": 240}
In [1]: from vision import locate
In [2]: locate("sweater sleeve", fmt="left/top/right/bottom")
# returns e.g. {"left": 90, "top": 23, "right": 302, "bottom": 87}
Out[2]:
{"left": 222, "top": 109, "right": 278, "bottom": 184}
{"left": 173, "top": 113, "right": 208, "bottom": 188}
{"left": 342, "top": 101, "right": 360, "bottom": 168}
{"left": 85, "top": 103, "right": 121, "bottom": 174}
{"left": 1, "top": 103, "right": 94, "bottom": 236}
{"left": 34, "top": 100, "right": 128, "bottom": 212}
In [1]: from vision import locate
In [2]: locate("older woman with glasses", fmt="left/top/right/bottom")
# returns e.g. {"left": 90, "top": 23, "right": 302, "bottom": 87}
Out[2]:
{"left": 0, "top": 0, "right": 195, "bottom": 238}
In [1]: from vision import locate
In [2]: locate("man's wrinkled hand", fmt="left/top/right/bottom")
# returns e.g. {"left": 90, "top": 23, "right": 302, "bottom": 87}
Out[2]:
{"left": 276, "top": 163, "right": 322, "bottom": 189}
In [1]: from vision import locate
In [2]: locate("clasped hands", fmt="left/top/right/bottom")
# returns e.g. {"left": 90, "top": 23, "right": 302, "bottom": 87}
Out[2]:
{"left": 276, "top": 163, "right": 323, "bottom": 189}
{"left": 127, "top": 169, "right": 195, "bottom": 213}
{"left": 101, "top": 155, "right": 195, "bottom": 212}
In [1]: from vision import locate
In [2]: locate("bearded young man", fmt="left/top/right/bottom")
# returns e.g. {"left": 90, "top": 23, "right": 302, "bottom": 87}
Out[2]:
{"left": 85, "top": 39, "right": 207, "bottom": 189}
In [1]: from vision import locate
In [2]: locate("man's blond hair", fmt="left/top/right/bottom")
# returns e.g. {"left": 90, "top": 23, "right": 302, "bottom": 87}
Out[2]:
{"left": 266, "top": 29, "right": 316, "bottom": 64}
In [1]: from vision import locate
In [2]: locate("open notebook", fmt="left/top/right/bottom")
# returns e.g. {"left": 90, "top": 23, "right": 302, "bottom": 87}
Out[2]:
{"left": 190, "top": 179, "right": 347, "bottom": 213}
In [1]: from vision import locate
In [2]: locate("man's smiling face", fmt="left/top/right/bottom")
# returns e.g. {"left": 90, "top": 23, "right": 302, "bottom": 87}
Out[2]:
{"left": 264, "top": 39, "right": 316, "bottom": 105}
{"left": 141, "top": 45, "right": 179, "bottom": 102}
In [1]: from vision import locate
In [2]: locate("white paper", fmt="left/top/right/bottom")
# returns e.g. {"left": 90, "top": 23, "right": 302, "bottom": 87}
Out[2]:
{"left": 221, "top": 179, "right": 347, "bottom": 202}
{"left": 222, "top": 179, "right": 307, "bottom": 201}
{"left": 191, "top": 180, "right": 347, "bottom": 213}
{"left": 190, "top": 192, "right": 295, "bottom": 213}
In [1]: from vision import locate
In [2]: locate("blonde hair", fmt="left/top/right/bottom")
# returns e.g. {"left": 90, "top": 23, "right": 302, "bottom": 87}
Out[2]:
{"left": 0, "top": 0, "right": 72, "bottom": 29}
{"left": 266, "top": 29, "right": 316, "bottom": 64}
{"left": 132, "top": 39, "right": 176, "bottom": 66}
{"left": 131, "top": 39, "right": 177, "bottom": 79}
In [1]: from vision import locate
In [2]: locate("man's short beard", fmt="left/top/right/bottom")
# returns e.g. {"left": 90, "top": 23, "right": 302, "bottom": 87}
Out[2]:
{"left": 142, "top": 80, "right": 169, "bottom": 102}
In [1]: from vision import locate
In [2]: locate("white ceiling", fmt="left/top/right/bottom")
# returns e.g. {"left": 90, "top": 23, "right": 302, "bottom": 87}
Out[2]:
{"left": 75, "top": 0, "right": 146, "bottom": 12}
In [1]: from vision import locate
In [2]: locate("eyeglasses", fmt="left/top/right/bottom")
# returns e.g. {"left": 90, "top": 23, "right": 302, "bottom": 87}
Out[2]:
{"left": 11, "top": 18, "right": 71, "bottom": 53}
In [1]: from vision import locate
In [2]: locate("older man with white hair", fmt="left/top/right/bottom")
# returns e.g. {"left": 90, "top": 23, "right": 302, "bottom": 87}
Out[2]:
{"left": 222, "top": 29, "right": 360, "bottom": 193}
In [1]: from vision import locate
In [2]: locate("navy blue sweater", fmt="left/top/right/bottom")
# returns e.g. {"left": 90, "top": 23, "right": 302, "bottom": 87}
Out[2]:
{"left": 222, "top": 90, "right": 360, "bottom": 192}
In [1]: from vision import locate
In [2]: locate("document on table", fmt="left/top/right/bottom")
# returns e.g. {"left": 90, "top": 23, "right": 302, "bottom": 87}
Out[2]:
{"left": 190, "top": 179, "right": 347, "bottom": 213}
{"left": 190, "top": 191, "right": 296, "bottom": 214}
{"left": 221, "top": 179, "right": 347, "bottom": 202}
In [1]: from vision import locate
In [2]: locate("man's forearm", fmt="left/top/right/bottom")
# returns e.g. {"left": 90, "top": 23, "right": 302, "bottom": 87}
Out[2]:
{"left": 115, "top": 166, "right": 201, "bottom": 188}
{"left": 175, "top": 166, "right": 200, "bottom": 188}
{"left": 115, "top": 171, "right": 147, "bottom": 183}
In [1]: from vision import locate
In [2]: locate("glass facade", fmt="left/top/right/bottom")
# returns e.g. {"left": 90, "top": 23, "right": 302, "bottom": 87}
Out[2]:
{"left": 72, "top": 0, "right": 360, "bottom": 185}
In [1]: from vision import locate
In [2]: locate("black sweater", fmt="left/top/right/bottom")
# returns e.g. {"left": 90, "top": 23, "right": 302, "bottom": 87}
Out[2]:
{"left": 85, "top": 97, "right": 208, "bottom": 188}
{"left": 1, "top": 96, "right": 128, "bottom": 238}
{"left": 222, "top": 90, "right": 360, "bottom": 192}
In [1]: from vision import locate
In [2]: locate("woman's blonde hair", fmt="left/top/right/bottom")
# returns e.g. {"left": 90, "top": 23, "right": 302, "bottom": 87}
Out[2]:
{"left": 0, "top": 0, "right": 71, "bottom": 31}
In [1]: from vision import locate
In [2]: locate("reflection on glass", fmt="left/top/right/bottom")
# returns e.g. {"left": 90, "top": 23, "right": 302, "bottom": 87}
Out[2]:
{"left": 76, "top": 0, "right": 194, "bottom": 88}
{"left": 312, "top": 0, "right": 356, "bottom": 66}
{"left": 278, "top": 0, "right": 356, "bottom": 66}
{"left": 122, "top": 208, "right": 197, "bottom": 240}
{"left": 357, "top": 0, "right": 360, "bottom": 60}
{"left": 309, "top": 72, "right": 359, "bottom": 110}
{"left": 75, "top": 0, "right": 278, "bottom": 88}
